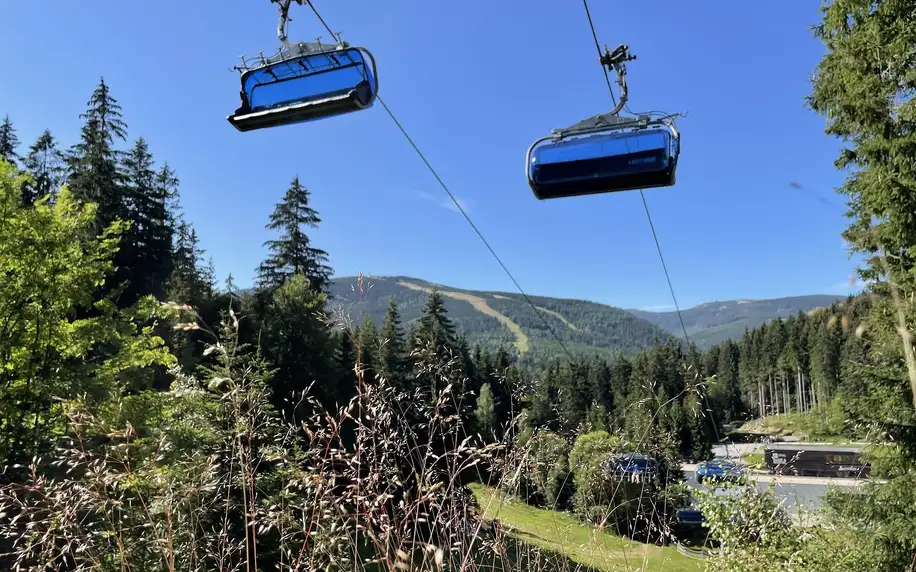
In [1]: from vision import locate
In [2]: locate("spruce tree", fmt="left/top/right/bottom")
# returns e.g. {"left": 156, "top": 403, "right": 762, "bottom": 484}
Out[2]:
{"left": 357, "top": 316, "right": 378, "bottom": 381}
{"left": 66, "top": 78, "right": 128, "bottom": 232}
{"left": 121, "top": 138, "right": 156, "bottom": 303}
{"left": 376, "top": 297, "right": 408, "bottom": 389}
{"left": 807, "top": 3, "right": 916, "bottom": 567}
{"left": 22, "top": 129, "right": 65, "bottom": 205}
{"left": 261, "top": 274, "right": 335, "bottom": 417}
{"left": 413, "top": 289, "right": 456, "bottom": 354}
{"left": 256, "top": 176, "right": 332, "bottom": 292}
{"left": 715, "top": 339, "right": 742, "bottom": 422}
{"left": 0, "top": 115, "right": 19, "bottom": 165}
{"left": 168, "top": 220, "right": 209, "bottom": 307}
{"left": 125, "top": 144, "right": 174, "bottom": 301}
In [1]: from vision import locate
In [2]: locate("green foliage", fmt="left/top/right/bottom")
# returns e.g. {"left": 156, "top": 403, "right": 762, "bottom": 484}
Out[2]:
{"left": 258, "top": 274, "right": 335, "bottom": 416}
{"left": 475, "top": 382, "right": 498, "bottom": 438}
{"left": 66, "top": 77, "right": 128, "bottom": 233}
{"left": 696, "top": 482, "right": 806, "bottom": 572}
{"left": 520, "top": 432, "right": 572, "bottom": 509}
{"left": 122, "top": 138, "right": 174, "bottom": 303}
{"left": 568, "top": 431, "right": 622, "bottom": 519}
{"left": 375, "top": 296, "right": 409, "bottom": 390}
{"left": 0, "top": 160, "right": 174, "bottom": 466}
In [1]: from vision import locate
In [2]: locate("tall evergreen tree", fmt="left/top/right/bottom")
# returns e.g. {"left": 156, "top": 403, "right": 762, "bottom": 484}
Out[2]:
{"left": 357, "top": 317, "right": 379, "bottom": 382}
{"left": 715, "top": 339, "right": 742, "bottom": 422}
{"left": 66, "top": 78, "right": 128, "bottom": 232}
{"left": 22, "top": 130, "right": 65, "bottom": 205}
{"left": 413, "top": 289, "right": 456, "bottom": 355}
{"left": 124, "top": 142, "right": 174, "bottom": 301}
{"left": 256, "top": 176, "right": 332, "bottom": 292}
{"left": 807, "top": 3, "right": 916, "bottom": 567}
{"left": 376, "top": 297, "right": 408, "bottom": 390}
{"left": 0, "top": 115, "right": 19, "bottom": 165}
{"left": 261, "top": 274, "right": 335, "bottom": 417}
{"left": 168, "top": 220, "right": 209, "bottom": 307}
{"left": 121, "top": 138, "right": 156, "bottom": 302}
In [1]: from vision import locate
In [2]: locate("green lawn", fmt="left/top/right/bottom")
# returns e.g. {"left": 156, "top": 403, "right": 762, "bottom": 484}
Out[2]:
{"left": 469, "top": 484, "right": 703, "bottom": 572}
{"left": 738, "top": 412, "right": 852, "bottom": 444}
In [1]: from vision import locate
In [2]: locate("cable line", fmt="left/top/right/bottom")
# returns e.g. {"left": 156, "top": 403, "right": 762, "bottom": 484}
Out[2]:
{"left": 305, "top": 0, "right": 579, "bottom": 362}
{"left": 580, "top": 0, "right": 724, "bottom": 445}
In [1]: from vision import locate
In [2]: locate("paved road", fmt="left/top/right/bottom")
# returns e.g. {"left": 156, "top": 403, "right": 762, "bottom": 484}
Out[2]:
{"left": 682, "top": 443, "right": 869, "bottom": 524}
{"left": 682, "top": 468, "right": 836, "bottom": 516}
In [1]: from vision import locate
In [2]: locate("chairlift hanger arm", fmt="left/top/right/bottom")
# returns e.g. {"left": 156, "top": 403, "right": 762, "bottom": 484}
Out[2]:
{"left": 599, "top": 43, "right": 635, "bottom": 116}
{"left": 272, "top": 0, "right": 305, "bottom": 43}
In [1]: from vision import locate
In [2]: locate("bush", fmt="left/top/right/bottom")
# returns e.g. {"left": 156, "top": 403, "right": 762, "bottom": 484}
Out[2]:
{"left": 517, "top": 431, "right": 571, "bottom": 509}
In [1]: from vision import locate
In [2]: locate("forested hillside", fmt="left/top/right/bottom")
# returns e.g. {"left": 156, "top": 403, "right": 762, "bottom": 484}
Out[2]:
{"left": 629, "top": 295, "right": 844, "bottom": 348}
{"left": 330, "top": 276, "right": 845, "bottom": 358}
{"left": 329, "top": 275, "right": 674, "bottom": 362}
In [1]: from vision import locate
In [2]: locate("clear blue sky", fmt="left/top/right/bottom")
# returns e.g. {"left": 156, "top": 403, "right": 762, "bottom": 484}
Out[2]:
{"left": 1, "top": 0, "right": 863, "bottom": 311}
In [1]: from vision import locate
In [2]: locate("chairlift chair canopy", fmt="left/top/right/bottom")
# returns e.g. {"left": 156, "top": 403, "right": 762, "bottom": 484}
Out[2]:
{"left": 228, "top": 42, "right": 378, "bottom": 132}
{"left": 527, "top": 115, "right": 680, "bottom": 200}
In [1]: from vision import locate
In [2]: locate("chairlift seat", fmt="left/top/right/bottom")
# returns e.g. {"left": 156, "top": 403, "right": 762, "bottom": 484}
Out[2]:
{"left": 228, "top": 43, "right": 378, "bottom": 132}
{"left": 527, "top": 116, "right": 680, "bottom": 200}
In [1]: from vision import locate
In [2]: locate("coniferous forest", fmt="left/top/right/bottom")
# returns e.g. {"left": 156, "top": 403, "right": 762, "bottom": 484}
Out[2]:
{"left": 2, "top": 2, "right": 916, "bottom": 570}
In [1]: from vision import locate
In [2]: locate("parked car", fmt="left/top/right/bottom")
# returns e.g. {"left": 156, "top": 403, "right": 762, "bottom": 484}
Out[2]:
{"left": 695, "top": 458, "right": 745, "bottom": 484}
{"left": 603, "top": 453, "right": 659, "bottom": 483}
{"left": 675, "top": 506, "right": 705, "bottom": 525}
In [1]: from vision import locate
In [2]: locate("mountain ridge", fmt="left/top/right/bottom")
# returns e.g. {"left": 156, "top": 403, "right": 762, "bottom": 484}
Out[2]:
{"left": 327, "top": 275, "right": 844, "bottom": 357}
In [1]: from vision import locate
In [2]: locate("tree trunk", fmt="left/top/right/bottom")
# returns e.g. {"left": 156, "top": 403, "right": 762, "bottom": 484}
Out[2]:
{"left": 769, "top": 373, "right": 777, "bottom": 416}
{"left": 784, "top": 372, "right": 790, "bottom": 414}
{"left": 758, "top": 379, "right": 763, "bottom": 418}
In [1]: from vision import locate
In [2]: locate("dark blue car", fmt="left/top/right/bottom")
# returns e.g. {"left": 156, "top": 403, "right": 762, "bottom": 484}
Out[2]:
{"left": 675, "top": 506, "right": 705, "bottom": 525}
{"left": 604, "top": 453, "right": 659, "bottom": 483}
{"left": 695, "top": 458, "right": 745, "bottom": 484}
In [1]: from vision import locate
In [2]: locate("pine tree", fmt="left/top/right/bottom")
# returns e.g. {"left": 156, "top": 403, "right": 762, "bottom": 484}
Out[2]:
{"left": 66, "top": 78, "right": 128, "bottom": 232}
{"left": 807, "top": 4, "right": 916, "bottom": 567}
{"left": 256, "top": 176, "right": 332, "bottom": 292}
{"left": 716, "top": 339, "right": 742, "bottom": 422}
{"left": 168, "top": 220, "right": 209, "bottom": 307}
{"left": 376, "top": 297, "right": 408, "bottom": 390}
{"left": 22, "top": 130, "right": 65, "bottom": 205}
{"left": 121, "top": 138, "right": 160, "bottom": 302}
{"left": 202, "top": 255, "right": 218, "bottom": 300}
{"left": 413, "top": 289, "right": 456, "bottom": 355}
{"left": 334, "top": 331, "right": 359, "bottom": 406}
{"left": 139, "top": 155, "right": 175, "bottom": 300}
{"left": 260, "top": 274, "right": 335, "bottom": 417}
{"left": 357, "top": 317, "right": 378, "bottom": 381}
{"left": 0, "top": 115, "right": 19, "bottom": 165}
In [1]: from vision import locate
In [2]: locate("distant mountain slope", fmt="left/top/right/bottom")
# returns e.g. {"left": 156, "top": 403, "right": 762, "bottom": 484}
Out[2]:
{"left": 328, "top": 276, "right": 674, "bottom": 362}
{"left": 629, "top": 295, "right": 845, "bottom": 348}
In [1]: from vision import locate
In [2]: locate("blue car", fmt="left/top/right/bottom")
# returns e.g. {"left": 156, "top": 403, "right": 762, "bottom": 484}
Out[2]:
{"left": 603, "top": 453, "right": 659, "bottom": 483}
{"left": 695, "top": 458, "right": 745, "bottom": 484}
{"left": 675, "top": 506, "right": 705, "bottom": 525}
